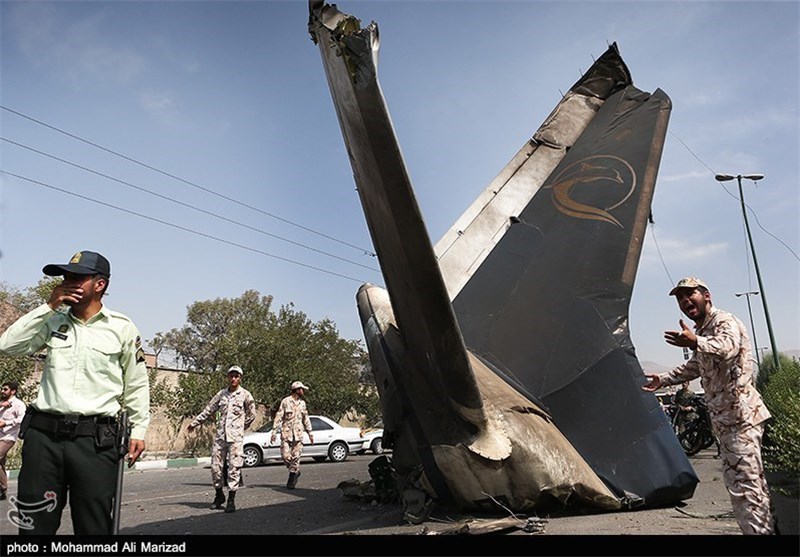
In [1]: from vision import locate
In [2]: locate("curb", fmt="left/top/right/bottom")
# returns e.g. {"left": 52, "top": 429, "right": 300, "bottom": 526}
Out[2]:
{"left": 133, "top": 456, "right": 211, "bottom": 471}
{"left": 7, "top": 457, "right": 211, "bottom": 480}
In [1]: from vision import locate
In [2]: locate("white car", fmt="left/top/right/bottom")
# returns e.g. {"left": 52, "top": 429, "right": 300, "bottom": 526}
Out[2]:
{"left": 357, "top": 424, "right": 384, "bottom": 455}
{"left": 242, "top": 415, "right": 382, "bottom": 467}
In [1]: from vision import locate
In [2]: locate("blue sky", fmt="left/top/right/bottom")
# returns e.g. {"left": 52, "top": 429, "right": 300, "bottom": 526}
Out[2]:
{"left": 1, "top": 0, "right": 798, "bottom": 369}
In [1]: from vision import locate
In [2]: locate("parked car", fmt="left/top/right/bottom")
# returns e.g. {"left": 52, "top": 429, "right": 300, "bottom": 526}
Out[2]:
{"left": 357, "top": 422, "right": 384, "bottom": 455}
{"left": 242, "top": 415, "right": 380, "bottom": 468}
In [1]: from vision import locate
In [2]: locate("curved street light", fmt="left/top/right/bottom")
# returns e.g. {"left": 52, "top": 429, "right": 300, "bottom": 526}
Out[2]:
{"left": 715, "top": 173, "right": 780, "bottom": 369}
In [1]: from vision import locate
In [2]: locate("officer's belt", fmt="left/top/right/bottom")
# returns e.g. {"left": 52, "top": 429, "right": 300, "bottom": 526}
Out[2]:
{"left": 30, "top": 410, "right": 117, "bottom": 437}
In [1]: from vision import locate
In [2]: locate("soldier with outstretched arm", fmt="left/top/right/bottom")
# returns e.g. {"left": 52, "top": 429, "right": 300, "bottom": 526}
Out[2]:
{"left": 642, "top": 277, "right": 775, "bottom": 535}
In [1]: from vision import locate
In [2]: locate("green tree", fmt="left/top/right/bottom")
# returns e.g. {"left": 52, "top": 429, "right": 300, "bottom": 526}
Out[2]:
{"left": 153, "top": 290, "right": 374, "bottom": 428}
{"left": 761, "top": 355, "right": 800, "bottom": 476}
{"left": 756, "top": 351, "right": 794, "bottom": 392}
{"left": 0, "top": 277, "right": 61, "bottom": 399}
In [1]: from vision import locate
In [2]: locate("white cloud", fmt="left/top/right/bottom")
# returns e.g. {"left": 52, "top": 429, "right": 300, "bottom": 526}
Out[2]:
{"left": 642, "top": 237, "right": 729, "bottom": 263}
{"left": 658, "top": 170, "right": 709, "bottom": 183}
{"left": 7, "top": 2, "right": 146, "bottom": 87}
{"left": 139, "top": 90, "right": 178, "bottom": 122}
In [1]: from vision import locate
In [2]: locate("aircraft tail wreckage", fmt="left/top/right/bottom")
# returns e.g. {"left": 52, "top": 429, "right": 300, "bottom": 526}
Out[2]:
{"left": 309, "top": 1, "right": 698, "bottom": 514}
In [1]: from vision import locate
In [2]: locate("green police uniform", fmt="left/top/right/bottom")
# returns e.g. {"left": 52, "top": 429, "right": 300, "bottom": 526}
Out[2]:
{"left": 0, "top": 302, "right": 150, "bottom": 534}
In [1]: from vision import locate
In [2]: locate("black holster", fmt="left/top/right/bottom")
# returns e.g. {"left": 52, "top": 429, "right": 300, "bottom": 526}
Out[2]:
{"left": 95, "top": 421, "right": 119, "bottom": 450}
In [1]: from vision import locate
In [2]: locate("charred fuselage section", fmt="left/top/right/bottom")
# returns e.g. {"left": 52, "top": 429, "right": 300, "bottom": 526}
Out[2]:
{"left": 309, "top": 0, "right": 697, "bottom": 513}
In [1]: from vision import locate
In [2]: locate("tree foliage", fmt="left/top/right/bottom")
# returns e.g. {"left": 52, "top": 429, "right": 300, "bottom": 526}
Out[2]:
{"left": 761, "top": 354, "right": 800, "bottom": 476}
{"left": 152, "top": 290, "right": 375, "bottom": 426}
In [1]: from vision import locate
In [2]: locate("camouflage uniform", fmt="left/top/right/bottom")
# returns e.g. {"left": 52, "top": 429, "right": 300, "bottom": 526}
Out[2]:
{"left": 191, "top": 387, "right": 255, "bottom": 491}
{"left": 658, "top": 306, "right": 774, "bottom": 535}
{"left": 273, "top": 395, "right": 312, "bottom": 474}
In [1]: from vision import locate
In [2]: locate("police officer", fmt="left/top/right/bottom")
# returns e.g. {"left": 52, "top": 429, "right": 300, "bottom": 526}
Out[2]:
{"left": 643, "top": 277, "right": 775, "bottom": 535}
{"left": 271, "top": 381, "right": 313, "bottom": 489}
{"left": 0, "top": 250, "right": 150, "bottom": 535}
{"left": 188, "top": 366, "right": 255, "bottom": 513}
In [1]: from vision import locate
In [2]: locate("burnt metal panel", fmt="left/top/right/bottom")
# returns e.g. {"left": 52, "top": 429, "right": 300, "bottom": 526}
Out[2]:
{"left": 310, "top": 0, "right": 697, "bottom": 510}
{"left": 452, "top": 86, "right": 698, "bottom": 504}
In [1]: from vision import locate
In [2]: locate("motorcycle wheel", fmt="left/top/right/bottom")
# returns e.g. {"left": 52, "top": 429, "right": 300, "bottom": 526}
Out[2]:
{"left": 680, "top": 428, "right": 705, "bottom": 456}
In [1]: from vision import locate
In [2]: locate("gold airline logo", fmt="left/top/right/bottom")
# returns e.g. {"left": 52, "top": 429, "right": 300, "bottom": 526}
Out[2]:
{"left": 544, "top": 155, "right": 636, "bottom": 228}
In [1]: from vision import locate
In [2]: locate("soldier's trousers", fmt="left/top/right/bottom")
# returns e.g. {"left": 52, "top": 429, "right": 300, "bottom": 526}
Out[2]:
{"left": 718, "top": 423, "right": 775, "bottom": 535}
{"left": 16, "top": 426, "right": 117, "bottom": 535}
{"left": 280, "top": 439, "right": 304, "bottom": 473}
{"left": 211, "top": 438, "right": 243, "bottom": 492}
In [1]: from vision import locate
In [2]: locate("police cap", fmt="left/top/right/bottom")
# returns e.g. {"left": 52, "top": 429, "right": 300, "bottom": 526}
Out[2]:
{"left": 43, "top": 250, "right": 111, "bottom": 278}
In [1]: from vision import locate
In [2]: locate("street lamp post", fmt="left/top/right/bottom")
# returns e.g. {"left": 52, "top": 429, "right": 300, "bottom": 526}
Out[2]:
{"left": 715, "top": 173, "right": 780, "bottom": 369}
{"left": 735, "top": 290, "right": 761, "bottom": 367}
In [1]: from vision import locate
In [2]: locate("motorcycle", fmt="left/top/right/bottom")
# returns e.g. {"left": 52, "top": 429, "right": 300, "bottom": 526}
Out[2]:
{"left": 671, "top": 394, "right": 716, "bottom": 456}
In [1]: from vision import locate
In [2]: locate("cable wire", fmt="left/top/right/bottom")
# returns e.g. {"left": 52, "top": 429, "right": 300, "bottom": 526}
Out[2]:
{"left": 1, "top": 105, "right": 376, "bottom": 257}
{"left": 669, "top": 130, "right": 799, "bottom": 262}
{"left": 2, "top": 170, "right": 374, "bottom": 285}
{"left": 2, "top": 137, "right": 380, "bottom": 273}
{"left": 647, "top": 222, "right": 674, "bottom": 288}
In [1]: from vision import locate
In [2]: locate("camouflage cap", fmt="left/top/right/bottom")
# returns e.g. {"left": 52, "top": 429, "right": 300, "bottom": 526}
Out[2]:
{"left": 291, "top": 380, "right": 309, "bottom": 391}
{"left": 668, "top": 277, "right": 709, "bottom": 296}
{"left": 227, "top": 365, "right": 243, "bottom": 376}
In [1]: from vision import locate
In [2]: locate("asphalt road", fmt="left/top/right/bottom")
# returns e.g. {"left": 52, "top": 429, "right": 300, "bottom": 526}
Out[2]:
{"left": 1, "top": 450, "right": 796, "bottom": 557}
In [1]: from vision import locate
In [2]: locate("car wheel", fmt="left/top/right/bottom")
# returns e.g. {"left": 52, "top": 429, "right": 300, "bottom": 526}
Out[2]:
{"left": 243, "top": 445, "right": 262, "bottom": 468}
{"left": 370, "top": 437, "right": 384, "bottom": 455}
{"left": 312, "top": 456, "right": 327, "bottom": 462}
{"left": 328, "top": 441, "right": 349, "bottom": 462}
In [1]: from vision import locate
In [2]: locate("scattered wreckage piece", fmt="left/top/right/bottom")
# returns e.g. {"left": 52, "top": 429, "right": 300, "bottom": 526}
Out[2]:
{"left": 309, "top": 0, "right": 698, "bottom": 515}
{"left": 418, "top": 516, "right": 546, "bottom": 536}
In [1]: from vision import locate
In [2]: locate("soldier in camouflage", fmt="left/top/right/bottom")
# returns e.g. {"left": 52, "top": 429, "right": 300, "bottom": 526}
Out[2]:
{"left": 188, "top": 366, "right": 255, "bottom": 513}
{"left": 643, "top": 277, "right": 775, "bottom": 535}
{"left": 271, "top": 381, "right": 313, "bottom": 489}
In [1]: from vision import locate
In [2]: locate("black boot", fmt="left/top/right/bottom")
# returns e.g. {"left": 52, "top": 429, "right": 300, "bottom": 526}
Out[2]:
{"left": 286, "top": 472, "right": 297, "bottom": 489}
{"left": 210, "top": 488, "right": 225, "bottom": 510}
{"left": 224, "top": 490, "right": 236, "bottom": 513}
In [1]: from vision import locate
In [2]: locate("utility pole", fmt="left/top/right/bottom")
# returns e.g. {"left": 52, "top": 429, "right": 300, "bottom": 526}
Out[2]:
{"left": 715, "top": 173, "right": 780, "bottom": 369}
{"left": 735, "top": 290, "right": 761, "bottom": 367}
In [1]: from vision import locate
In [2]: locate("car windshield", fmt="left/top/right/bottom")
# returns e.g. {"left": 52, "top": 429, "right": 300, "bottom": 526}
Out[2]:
{"left": 256, "top": 423, "right": 273, "bottom": 433}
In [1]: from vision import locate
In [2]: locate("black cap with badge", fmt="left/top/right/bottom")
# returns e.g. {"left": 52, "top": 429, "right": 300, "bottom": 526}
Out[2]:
{"left": 43, "top": 251, "right": 111, "bottom": 278}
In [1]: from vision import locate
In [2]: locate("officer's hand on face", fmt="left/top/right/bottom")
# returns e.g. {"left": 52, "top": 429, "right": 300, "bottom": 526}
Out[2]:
{"left": 127, "top": 439, "right": 146, "bottom": 468}
{"left": 48, "top": 280, "right": 85, "bottom": 310}
{"left": 642, "top": 374, "right": 662, "bottom": 392}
